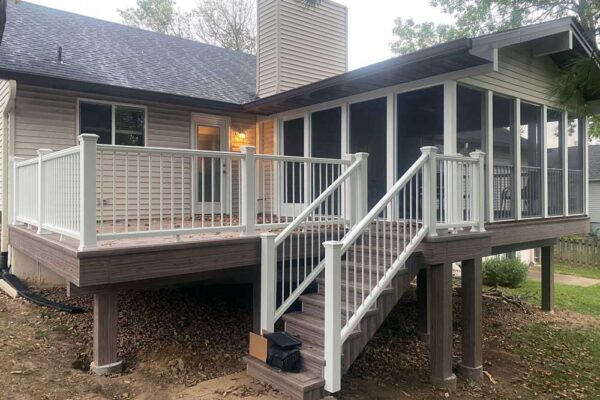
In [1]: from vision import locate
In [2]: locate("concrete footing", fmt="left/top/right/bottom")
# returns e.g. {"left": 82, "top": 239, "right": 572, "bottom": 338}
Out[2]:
{"left": 90, "top": 360, "right": 123, "bottom": 375}
{"left": 457, "top": 363, "right": 483, "bottom": 381}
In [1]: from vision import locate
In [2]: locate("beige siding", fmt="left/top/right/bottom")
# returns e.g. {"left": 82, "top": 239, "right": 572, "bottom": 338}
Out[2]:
{"left": 460, "top": 43, "right": 562, "bottom": 107}
{"left": 257, "top": 0, "right": 348, "bottom": 97}
{"left": 12, "top": 85, "right": 259, "bottom": 222}
{"left": 0, "top": 80, "right": 13, "bottom": 210}
{"left": 590, "top": 182, "right": 600, "bottom": 225}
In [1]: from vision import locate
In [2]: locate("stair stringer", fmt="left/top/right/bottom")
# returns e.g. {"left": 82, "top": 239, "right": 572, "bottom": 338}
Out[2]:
{"left": 339, "top": 253, "right": 422, "bottom": 375}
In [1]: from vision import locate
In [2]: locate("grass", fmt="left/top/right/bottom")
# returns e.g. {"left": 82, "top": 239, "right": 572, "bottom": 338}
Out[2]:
{"left": 499, "top": 279, "right": 600, "bottom": 316}
{"left": 508, "top": 323, "right": 600, "bottom": 398}
{"left": 555, "top": 263, "right": 600, "bottom": 280}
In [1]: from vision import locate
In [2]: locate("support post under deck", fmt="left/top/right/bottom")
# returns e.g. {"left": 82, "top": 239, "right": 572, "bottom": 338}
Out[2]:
{"left": 541, "top": 245, "right": 554, "bottom": 312}
{"left": 91, "top": 291, "right": 122, "bottom": 375}
{"left": 458, "top": 258, "right": 483, "bottom": 381}
{"left": 417, "top": 267, "right": 430, "bottom": 342}
{"left": 429, "top": 262, "right": 456, "bottom": 390}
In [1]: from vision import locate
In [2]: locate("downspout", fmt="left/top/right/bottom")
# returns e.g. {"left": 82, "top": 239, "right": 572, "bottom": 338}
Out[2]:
{"left": 1, "top": 80, "right": 16, "bottom": 271}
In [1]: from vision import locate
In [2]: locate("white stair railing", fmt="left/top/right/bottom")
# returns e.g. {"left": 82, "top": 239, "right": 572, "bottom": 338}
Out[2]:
{"left": 323, "top": 147, "right": 485, "bottom": 393}
{"left": 260, "top": 153, "right": 368, "bottom": 333}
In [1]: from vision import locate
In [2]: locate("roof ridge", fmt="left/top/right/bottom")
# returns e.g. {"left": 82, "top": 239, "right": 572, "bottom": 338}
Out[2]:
{"left": 17, "top": 1, "right": 256, "bottom": 60}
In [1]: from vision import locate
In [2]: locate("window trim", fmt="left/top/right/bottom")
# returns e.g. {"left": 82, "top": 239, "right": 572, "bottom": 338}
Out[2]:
{"left": 76, "top": 98, "right": 148, "bottom": 146}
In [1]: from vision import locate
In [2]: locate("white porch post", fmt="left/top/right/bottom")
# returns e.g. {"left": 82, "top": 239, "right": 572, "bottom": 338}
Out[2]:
{"left": 485, "top": 91, "right": 494, "bottom": 223}
{"left": 443, "top": 81, "right": 458, "bottom": 229}
{"left": 443, "top": 81, "right": 458, "bottom": 155}
{"left": 260, "top": 232, "right": 276, "bottom": 333}
{"left": 541, "top": 106, "right": 548, "bottom": 218}
{"left": 562, "top": 112, "right": 569, "bottom": 215}
{"left": 514, "top": 99, "right": 522, "bottom": 220}
{"left": 583, "top": 116, "right": 589, "bottom": 215}
{"left": 323, "top": 240, "right": 342, "bottom": 393}
{"left": 36, "top": 148, "right": 52, "bottom": 234}
{"left": 343, "top": 154, "right": 356, "bottom": 226}
{"left": 241, "top": 145, "right": 257, "bottom": 236}
{"left": 79, "top": 134, "right": 98, "bottom": 251}
{"left": 355, "top": 152, "right": 369, "bottom": 221}
{"left": 470, "top": 150, "right": 486, "bottom": 232}
{"left": 421, "top": 146, "right": 438, "bottom": 237}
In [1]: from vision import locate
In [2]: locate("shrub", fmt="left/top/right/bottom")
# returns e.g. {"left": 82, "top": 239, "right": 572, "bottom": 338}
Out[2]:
{"left": 482, "top": 257, "right": 528, "bottom": 288}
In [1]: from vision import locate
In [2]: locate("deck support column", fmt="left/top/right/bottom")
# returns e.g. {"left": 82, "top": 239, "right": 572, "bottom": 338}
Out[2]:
{"left": 458, "top": 258, "right": 483, "bottom": 381}
{"left": 91, "top": 291, "right": 122, "bottom": 375}
{"left": 541, "top": 245, "right": 554, "bottom": 312}
{"left": 417, "top": 267, "right": 430, "bottom": 342}
{"left": 252, "top": 268, "right": 261, "bottom": 334}
{"left": 429, "top": 262, "right": 456, "bottom": 390}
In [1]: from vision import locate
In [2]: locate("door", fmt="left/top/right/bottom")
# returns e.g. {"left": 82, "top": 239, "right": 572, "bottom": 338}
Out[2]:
{"left": 193, "top": 115, "right": 228, "bottom": 215}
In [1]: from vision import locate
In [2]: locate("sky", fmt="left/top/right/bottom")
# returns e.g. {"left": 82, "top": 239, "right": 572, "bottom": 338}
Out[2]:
{"left": 24, "top": 0, "right": 453, "bottom": 70}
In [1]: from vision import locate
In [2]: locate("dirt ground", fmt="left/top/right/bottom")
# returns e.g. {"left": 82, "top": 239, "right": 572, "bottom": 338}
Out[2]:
{"left": 0, "top": 282, "right": 597, "bottom": 400}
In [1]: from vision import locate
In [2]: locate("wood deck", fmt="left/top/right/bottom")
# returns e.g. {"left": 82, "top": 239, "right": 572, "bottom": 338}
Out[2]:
{"left": 8, "top": 215, "right": 589, "bottom": 291}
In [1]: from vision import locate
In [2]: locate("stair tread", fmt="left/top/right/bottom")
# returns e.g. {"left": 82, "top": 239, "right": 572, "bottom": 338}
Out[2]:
{"left": 245, "top": 356, "right": 325, "bottom": 392}
{"left": 282, "top": 312, "right": 361, "bottom": 335}
{"left": 300, "top": 292, "right": 378, "bottom": 313}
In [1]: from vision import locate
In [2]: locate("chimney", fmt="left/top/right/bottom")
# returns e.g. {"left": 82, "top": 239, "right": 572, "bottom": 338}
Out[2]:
{"left": 256, "top": 0, "right": 348, "bottom": 98}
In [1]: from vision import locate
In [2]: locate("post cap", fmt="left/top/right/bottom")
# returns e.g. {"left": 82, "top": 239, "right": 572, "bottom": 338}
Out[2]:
{"left": 469, "top": 150, "right": 486, "bottom": 158}
{"left": 260, "top": 232, "right": 277, "bottom": 238}
{"left": 355, "top": 152, "right": 369, "bottom": 159}
{"left": 420, "top": 146, "right": 439, "bottom": 154}
{"left": 37, "top": 148, "right": 53, "bottom": 155}
{"left": 240, "top": 145, "right": 256, "bottom": 154}
{"left": 322, "top": 240, "right": 343, "bottom": 249}
{"left": 78, "top": 133, "right": 99, "bottom": 142}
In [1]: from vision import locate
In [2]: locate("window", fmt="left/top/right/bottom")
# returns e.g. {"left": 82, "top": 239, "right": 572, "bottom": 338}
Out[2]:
{"left": 546, "top": 109, "right": 563, "bottom": 216}
{"left": 79, "top": 100, "right": 146, "bottom": 146}
{"left": 457, "top": 86, "right": 485, "bottom": 157}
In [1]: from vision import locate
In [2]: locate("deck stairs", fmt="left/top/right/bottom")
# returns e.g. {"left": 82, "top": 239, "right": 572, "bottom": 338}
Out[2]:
{"left": 246, "top": 230, "right": 422, "bottom": 399}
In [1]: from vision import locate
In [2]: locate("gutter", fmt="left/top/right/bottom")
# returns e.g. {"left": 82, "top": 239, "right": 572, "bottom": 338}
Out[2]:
{"left": 1, "top": 79, "right": 15, "bottom": 271}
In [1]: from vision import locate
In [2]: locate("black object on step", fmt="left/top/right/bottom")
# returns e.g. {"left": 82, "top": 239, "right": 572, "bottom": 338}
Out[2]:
{"left": 2, "top": 272, "right": 85, "bottom": 314}
{"left": 266, "top": 332, "right": 302, "bottom": 373}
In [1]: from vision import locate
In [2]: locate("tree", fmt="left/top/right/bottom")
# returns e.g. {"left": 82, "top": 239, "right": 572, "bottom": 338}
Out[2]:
{"left": 118, "top": 0, "right": 192, "bottom": 38}
{"left": 390, "top": 0, "right": 600, "bottom": 138}
{"left": 192, "top": 0, "right": 256, "bottom": 54}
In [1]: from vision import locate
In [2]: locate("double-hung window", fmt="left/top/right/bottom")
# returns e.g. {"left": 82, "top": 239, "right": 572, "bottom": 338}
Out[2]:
{"left": 79, "top": 100, "right": 146, "bottom": 146}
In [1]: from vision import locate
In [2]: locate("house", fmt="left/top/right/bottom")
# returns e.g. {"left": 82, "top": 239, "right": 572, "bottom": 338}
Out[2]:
{"left": 589, "top": 145, "right": 600, "bottom": 231}
{"left": 0, "top": 0, "right": 596, "bottom": 398}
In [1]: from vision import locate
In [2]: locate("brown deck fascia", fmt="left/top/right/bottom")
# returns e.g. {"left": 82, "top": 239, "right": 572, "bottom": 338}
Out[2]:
{"left": 8, "top": 215, "right": 590, "bottom": 289}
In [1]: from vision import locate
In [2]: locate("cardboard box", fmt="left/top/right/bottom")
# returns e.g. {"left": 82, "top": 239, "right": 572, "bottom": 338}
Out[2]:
{"left": 249, "top": 332, "right": 268, "bottom": 362}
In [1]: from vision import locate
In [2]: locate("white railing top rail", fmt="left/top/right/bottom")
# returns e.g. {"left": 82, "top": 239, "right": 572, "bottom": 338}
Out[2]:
{"left": 40, "top": 146, "right": 80, "bottom": 161}
{"left": 255, "top": 153, "right": 353, "bottom": 165}
{"left": 340, "top": 153, "right": 429, "bottom": 253}
{"left": 274, "top": 158, "right": 361, "bottom": 247}
{"left": 15, "top": 157, "right": 39, "bottom": 168}
{"left": 97, "top": 143, "right": 244, "bottom": 159}
{"left": 437, "top": 153, "right": 478, "bottom": 162}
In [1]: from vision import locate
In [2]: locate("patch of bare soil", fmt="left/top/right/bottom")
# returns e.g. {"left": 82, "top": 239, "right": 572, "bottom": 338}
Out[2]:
{"left": 0, "top": 281, "right": 597, "bottom": 399}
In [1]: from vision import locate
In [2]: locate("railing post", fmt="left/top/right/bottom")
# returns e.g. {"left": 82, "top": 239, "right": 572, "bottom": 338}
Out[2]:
{"left": 260, "top": 232, "right": 277, "bottom": 333}
{"left": 343, "top": 154, "right": 356, "bottom": 226}
{"left": 241, "top": 146, "right": 256, "bottom": 236}
{"left": 421, "top": 146, "right": 438, "bottom": 238}
{"left": 79, "top": 134, "right": 98, "bottom": 251}
{"left": 36, "top": 149, "right": 52, "bottom": 234}
{"left": 323, "top": 240, "right": 342, "bottom": 393}
{"left": 355, "top": 152, "right": 369, "bottom": 221}
{"left": 470, "top": 151, "right": 486, "bottom": 233}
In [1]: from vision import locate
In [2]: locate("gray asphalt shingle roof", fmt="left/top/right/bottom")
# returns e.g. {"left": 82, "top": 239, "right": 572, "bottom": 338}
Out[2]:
{"left": 589, "top": 145, "right": 600, "bottom": 181}
{"left": 0, "top": 1, "right": 257, "bottom": 104}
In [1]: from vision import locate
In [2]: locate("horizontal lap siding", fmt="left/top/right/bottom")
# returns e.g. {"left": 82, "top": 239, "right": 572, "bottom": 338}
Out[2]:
{"left": 257, "top": 0, "right": 347, "bottom": 97}
{"left": 460, "top": 43, "right": 561, "bottom": 106}
{"left": 589, "top": 182, "right": 600, "bottom": 225}
{"left": 13, "top": 85, "right": 259, "bottom": 224}
{"left": 0, "top": 80, "right": 13, "bottom": 209}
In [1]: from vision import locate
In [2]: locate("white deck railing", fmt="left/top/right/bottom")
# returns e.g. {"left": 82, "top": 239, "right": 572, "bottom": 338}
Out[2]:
{"left": 11, "top": 134, "right": 352, "bottom": 250}
{"left": 321, "top": 147, "right": 484, "bottom": 393}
